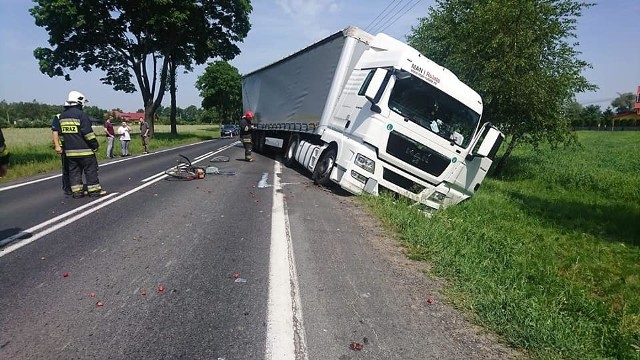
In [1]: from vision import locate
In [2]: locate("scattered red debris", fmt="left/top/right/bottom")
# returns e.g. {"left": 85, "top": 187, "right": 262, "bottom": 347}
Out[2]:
{"left": 157, "top": 285, "right": 165, "bottom": 292}
{"left": 132, "top": 236, "right": 138, "bottom": 240}
{"left": 140, "top": 290, "right": 147, "bottom": 296}
{"left": 426, "top": 297, "right": 434, "bottom": 304}
{"left": 63, "top": 272, "right": 69, "bottom": 278}
{"left": 350, "top": 342, "right": 363, "bottom": 351}
{"left": 96, "top": 301, "right": 104, "bottom": 307}
{"left": 90, "top": 292, "right": 96, "bottom": 298}
{"left": 233, "top": 273, "right": 240, "bottom": 279}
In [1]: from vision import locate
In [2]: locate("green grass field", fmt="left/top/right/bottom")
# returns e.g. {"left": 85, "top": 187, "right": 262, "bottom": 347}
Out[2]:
{"left": 362, "top": 131, "right": 640, "bottom": 359}
{"left": 0, "top": 124, "right": 219, "bottom": 181}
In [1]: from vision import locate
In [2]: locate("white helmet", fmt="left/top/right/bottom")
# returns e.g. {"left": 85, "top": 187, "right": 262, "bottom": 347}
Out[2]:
{"left": 64, "top": 90, "right": 88, "bottom": 106}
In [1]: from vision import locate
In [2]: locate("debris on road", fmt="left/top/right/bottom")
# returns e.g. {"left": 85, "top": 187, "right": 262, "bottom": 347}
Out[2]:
{"left": 63, "top": 272, "right": 69, "bottom": 278}
{"left": 157, "top": 285, "right": 165, "bottom": 292}
{"left": 234, "top": 278, "right": 247, "bottom": 283}
{"left": 426, "top": 296, "right": 434, "bottom": 304}
{"left": 90, "top": 292, "right": 96, "bottom": 298}
{"left": 350, "top": 342, "right": 363, "bottom": 351}
{"left": 96, "top": 301, "right": 104, "bottom": 307}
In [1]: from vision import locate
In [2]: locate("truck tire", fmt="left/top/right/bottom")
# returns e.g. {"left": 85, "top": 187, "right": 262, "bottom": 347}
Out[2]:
{"left": 255, "top": 131, "right": 266, "bottom": 153}
{"left": 313, "top": 147, "right": 337, "bottom": 186}
{"left": 283, "top": 134, "right": 299, "bottom": 167}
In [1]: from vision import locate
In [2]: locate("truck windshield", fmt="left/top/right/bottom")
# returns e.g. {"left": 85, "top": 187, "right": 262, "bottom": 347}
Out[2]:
{"left": 388, "top": 75, "right": 480, "bottom": 148}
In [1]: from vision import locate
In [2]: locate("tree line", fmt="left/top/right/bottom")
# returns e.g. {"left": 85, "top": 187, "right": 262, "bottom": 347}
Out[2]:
{"left": 566, "top": 92, "right": 639, "bottom": 128}
{"left": 0, "top": 100, "right": 227, "bottom": 128}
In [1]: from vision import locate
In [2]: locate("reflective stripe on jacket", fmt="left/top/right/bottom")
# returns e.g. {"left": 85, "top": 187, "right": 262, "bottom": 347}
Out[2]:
{"left": 56, "top": 106, "right": 99, "bottom": 157}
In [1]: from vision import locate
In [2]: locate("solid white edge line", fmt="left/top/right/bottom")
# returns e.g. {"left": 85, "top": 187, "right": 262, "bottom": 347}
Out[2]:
{"left": 265, "top": 161, "right": 307, "bottom": 360}
{"left": 0, "top": 139, "right": 227, "bottom": 192}
{"left": 1, "top": 143, "right": 241, "bottom": 256}
{"left": 0, "top": 193, "right": 118, "bottom": 247}
{"left": 0, "top": 173, "right": 167, "bottom": 257}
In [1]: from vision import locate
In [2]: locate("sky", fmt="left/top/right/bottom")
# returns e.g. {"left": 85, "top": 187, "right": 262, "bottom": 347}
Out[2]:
{"left": 0, "top": 0, "right": 638, "bottom": 112}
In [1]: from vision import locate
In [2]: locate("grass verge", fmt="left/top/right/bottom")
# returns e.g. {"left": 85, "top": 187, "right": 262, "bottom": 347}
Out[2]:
{"left": 361, "top": 131, "right": 640, "bottom": 359}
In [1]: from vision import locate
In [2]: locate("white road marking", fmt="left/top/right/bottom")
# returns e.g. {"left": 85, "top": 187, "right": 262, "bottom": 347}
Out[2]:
{"left": 141, "top": 143, "right": 238, "bottom": 183}
{"left": 0, "top": 144, "right": 240, "bottom": 257}
{"left": 0, "top": 139, "right": 225, "bottom": 192}
{"left": 0, "top": 193, "right": 118, "bottom": 247}
{"left": 265, "top": 162, "right": 308, "bottom": 360}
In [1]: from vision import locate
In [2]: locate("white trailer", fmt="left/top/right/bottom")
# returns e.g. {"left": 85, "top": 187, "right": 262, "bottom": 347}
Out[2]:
{"left": 242, "top": 26, "right": 503, "bottom": 212}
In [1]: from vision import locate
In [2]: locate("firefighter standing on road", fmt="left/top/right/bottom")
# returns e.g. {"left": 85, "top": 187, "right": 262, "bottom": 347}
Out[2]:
{"left": 54, "top": 91, "right": 107, "bottom": 198}
{"left": 51, "top": 113, "right": 72, "bottom": 195}
{"left": 0, "top": 126, "right": 9, "bottom": 178}
{"left": 239, "top": 111, "right": 255, "bottom": 162}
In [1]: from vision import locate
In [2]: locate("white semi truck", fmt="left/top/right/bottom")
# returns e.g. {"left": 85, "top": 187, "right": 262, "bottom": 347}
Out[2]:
{"left": 242, "top": 26, "right": 503, "bottom": 212}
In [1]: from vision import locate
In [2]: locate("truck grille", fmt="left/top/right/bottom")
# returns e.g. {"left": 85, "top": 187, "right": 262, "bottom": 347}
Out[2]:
{"left": 382, "top": 169, "right": 426, "bottom": 194}
{"left": 386, "top": 131, "right": 450, "bottom": 177}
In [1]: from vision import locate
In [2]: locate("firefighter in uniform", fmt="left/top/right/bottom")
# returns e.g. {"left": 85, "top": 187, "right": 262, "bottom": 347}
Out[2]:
{"left": 239, "top": 111, "right": 255, "bottom": 162}
{"left": 0, "top": 126, "right": 9, "bottom": 178}
{"left": 51, "top": 113, "right": 72, "bottom": 195}
{"left": 54, "top": 91, "right": 107, "bottom": 198}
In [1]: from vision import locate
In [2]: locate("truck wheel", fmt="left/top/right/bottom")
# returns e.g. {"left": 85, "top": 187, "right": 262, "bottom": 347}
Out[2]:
{"left": 255, "top": 131, "right": 266, "bottom": 153}
{"left": 283, "top": 134, "right": 299, "bottom": 167}
{"left": 313, "top": 147, "right": 336, "bottom": 186}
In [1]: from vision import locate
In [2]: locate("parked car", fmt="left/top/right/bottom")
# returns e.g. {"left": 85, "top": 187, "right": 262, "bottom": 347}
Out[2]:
{"left": 220, "top": 124, "right": 239, "bottom": 137}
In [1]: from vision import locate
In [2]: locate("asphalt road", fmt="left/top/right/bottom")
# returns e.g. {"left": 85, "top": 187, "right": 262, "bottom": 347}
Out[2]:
{"left": 0, "top": 138, "right": 516, "bottom": 359}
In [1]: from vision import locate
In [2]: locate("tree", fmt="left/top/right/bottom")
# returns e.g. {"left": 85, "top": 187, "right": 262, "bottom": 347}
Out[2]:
{"left": 565, "top": 101, "right": 583, "bottom": 127}
{"left": 611, "top": 92, "right": 635, "bottom": 114}
{"left": 581, "top": 105, "right": 602, "bottom": 127}
{"left": 195, "top": 61, "right": 243, "bottom": 124}
{"left": 30, "top": 0, "right": 252, "bottom": 136}
{"left": 602, "top": 107, "right": 614, "bottom": 128}
{"left": 407, "top": 0, "right": 597, "bottom": 174}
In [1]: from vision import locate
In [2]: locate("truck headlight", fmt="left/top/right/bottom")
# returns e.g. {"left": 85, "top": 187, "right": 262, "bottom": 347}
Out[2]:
{"left": 354, "top": 153, "right": 375, "bottom": 173}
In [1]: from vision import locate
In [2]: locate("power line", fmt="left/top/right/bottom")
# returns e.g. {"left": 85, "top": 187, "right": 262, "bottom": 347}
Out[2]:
{"left": 379, "top": 0, "right": 423, "bottom": 34}
{"left": 364, "top": 0, "right": 403, "bottom": 32}
{"left": 365, "top": 0, "right": 403, "bottom": 32}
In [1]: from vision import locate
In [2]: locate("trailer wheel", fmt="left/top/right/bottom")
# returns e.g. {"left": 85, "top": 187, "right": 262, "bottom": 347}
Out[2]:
{"left": 255, "top": 131, "right": 266, "bottom": 153}
{"left": 283, "top": 134, "right": 299, "bottom": 167}
{"left": 313, "top": 147, "right": 337, "bottom": 186}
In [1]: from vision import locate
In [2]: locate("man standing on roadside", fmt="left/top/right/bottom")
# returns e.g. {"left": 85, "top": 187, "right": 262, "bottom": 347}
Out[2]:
{"left": 0, "top": 126, "right": 9, "bottom": 178}
{"left": 104, "top": 115, "right": 116, "bottom": 159}
{"left": 56, "top": 90, "right": 107, "bottom": 198}
{"left": 139, "top": 117, "right": 150, "bottom": 154}
{"left": 239, "top": 111, "right": 255, "bottom": 162}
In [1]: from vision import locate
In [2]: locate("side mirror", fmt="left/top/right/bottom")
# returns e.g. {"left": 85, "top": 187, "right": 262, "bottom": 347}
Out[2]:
{"left": 475, "top": 126, "right": 504, "bottom": 159}
{"left": 363, "top": 68, "right": 389, "bottom": 106}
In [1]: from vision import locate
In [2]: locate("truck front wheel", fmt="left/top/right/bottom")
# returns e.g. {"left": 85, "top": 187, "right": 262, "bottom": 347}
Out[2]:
{"left": 313, "top": 147, "right": 336, "bottom": 186}
{"left": 283, "top": 134, "right": 299, "bottom": 167}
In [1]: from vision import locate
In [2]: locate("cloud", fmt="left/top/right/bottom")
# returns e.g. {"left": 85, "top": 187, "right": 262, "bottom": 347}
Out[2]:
{"left": 274, "top": 0, "right": 340, "bottom": 39}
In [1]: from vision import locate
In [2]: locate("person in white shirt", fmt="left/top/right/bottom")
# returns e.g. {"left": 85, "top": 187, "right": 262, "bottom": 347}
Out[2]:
{"left": 117, "top": 121, "right": 132, "bottom": 156}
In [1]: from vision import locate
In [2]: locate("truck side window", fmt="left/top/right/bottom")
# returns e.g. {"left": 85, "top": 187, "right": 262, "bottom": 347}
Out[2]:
{"left": 358, "top": 70, "right": 376, "bottom": 96}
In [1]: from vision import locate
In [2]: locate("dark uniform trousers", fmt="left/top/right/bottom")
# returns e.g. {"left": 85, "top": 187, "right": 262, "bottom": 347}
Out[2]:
{"left": 68, "top": 156, "right": 100, "bottom": 193}
{"left": 241, "top": 134, "right": 252, "bottom": 161}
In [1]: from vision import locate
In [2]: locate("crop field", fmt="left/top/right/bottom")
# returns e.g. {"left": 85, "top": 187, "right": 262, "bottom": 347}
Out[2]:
{"left": 363, "top": 131, "right": 640, "bottom": 359}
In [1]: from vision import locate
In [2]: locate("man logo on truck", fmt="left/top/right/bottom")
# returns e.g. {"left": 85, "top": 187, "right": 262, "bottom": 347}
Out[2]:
{"left": 406, "top": 147, "right": 432, "bottom": 166}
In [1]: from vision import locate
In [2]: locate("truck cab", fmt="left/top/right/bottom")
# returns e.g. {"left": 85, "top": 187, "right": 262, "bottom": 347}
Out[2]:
{"left": 322, "top": 32, "right": 503, "bottom": 211}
